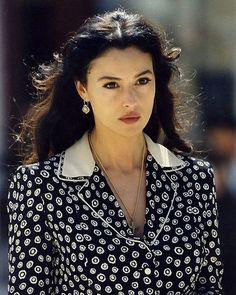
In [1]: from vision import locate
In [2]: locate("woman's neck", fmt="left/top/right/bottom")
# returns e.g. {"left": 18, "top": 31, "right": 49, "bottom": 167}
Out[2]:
{"left": 89, "top": 129, "right": 146, "bottom": 173}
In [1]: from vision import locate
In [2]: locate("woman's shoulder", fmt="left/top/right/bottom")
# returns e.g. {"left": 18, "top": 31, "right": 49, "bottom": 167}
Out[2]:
{"left": 174, "top": 152, "right": 214, "bottom": 176}
{"left": 145, "top": 136, "right": 213, "bottom": 174}
{"left": 10, "top": 153, "right": 62, "bottom": 181}
{"left": 175, "top": 152, "right": 212, "bottom": 167}
{"left": 172, "top": 153, "right": 216, "bottom": 198}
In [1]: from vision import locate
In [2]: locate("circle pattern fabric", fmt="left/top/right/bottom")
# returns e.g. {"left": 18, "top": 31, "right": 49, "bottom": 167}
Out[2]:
{"left": 7, "top": 152, "right": 223, "bottom": 294}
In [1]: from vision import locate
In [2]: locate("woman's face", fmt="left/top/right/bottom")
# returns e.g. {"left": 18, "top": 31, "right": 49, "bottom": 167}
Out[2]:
{"left": 76, "top": 46, "right": 156, "bottom": 138}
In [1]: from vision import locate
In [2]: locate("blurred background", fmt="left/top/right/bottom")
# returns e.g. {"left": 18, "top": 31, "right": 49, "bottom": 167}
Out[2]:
{"left": 0, "top": 0, "right": 235, "bottom": 294}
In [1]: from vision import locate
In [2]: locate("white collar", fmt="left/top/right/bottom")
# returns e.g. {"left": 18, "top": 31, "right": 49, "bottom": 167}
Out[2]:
{"left": 58, "top": 131, "right": 186, "bottom": 180}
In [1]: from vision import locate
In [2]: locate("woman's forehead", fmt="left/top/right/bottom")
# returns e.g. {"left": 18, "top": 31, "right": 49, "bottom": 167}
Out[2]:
{"left": 88, "top": 46, "right": 154, "bottom": 77}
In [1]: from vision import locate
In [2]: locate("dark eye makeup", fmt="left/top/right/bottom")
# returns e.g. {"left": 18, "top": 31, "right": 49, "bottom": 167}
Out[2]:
{"left": 103, "top": 77, "right": 152, "bottom": 89}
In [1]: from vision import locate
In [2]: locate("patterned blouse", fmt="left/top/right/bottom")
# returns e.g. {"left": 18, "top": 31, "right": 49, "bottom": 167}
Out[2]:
{"left": 7, "top": 133, "right": 223, "bottom": 294}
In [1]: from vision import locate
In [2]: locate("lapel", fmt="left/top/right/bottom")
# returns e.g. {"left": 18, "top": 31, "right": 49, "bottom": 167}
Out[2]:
{"left": 143, "top": 153, "right": 185, "bottom": 245}
{"left": 56, "top": 131, "right": 187, "bottom": 244}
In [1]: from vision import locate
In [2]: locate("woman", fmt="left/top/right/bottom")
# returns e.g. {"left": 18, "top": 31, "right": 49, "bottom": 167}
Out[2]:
{"left": 7, "top": 9, "right": 223, "bottom": 295}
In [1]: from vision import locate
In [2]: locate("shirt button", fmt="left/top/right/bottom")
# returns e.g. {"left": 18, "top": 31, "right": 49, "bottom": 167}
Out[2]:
{"left": 144, "top": 267, "right": 152, "bottom": 275}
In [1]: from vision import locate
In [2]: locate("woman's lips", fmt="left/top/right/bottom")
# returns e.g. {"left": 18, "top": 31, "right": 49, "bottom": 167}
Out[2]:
{"left": 119, "top": 112, "right": 140, "bottom": 124}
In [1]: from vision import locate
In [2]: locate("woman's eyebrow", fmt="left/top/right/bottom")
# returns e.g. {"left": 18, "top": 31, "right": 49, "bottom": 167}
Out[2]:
{"left": 135, "top": 69, "right": 153, "bottom": 78}
{"left": 97, "top": 69, "right": 153, "bottom": 81}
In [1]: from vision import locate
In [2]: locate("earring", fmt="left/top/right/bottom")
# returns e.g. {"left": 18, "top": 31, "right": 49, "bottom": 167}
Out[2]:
{"left": 82, "top": 101, "right": 90, "bottom": 114}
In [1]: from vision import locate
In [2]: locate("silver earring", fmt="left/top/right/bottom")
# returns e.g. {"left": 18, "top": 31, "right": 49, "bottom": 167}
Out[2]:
{"left": 82, "top": 101, "right": 90, "bottom": 114}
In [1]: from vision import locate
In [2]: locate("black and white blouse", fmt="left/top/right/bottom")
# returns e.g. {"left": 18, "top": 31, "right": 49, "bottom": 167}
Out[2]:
{"left": 7, "top": 132, "right": 224, "bottom": 294}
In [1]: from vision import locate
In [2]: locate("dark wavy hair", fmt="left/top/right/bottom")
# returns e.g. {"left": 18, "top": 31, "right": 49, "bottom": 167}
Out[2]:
{"left": 19, "top": 8, "right": 193, "bottom": 164}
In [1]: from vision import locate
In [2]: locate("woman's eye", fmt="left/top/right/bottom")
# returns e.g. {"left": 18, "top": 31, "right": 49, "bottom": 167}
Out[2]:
{"left": 103, "top": 82, "right": 119, "bottom": 89}
{"left": 137, "top": 78, "right": 151, "bottom": 85}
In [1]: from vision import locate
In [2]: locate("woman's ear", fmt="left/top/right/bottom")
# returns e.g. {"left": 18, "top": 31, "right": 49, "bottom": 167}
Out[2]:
{"left": 74, "top": 80, "right": 89, "bottom": 101}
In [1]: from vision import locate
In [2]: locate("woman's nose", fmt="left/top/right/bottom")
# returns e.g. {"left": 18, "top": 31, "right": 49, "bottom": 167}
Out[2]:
{"left": 122, "top": 87, "right": 138, "bottom": 107}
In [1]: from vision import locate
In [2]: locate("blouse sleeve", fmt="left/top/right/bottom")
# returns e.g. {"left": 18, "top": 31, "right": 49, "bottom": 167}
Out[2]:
{"left": 7, "top": 166, "right": 55, "bottom": 295}
{"left": 194, "top": 166, "right": 224, "bottom": 294}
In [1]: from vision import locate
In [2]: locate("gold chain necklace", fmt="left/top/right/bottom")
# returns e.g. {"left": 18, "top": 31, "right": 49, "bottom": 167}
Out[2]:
{"left": 88, "top": 134, "right": 146, "bottom": 233}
